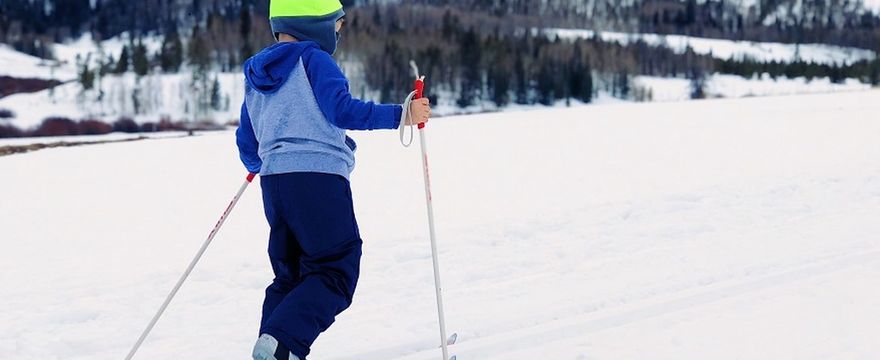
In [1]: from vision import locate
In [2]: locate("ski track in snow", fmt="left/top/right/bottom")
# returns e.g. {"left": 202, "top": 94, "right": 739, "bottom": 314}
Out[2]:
{"left": 1, "top": 90, "right": 880, "bottom": 359}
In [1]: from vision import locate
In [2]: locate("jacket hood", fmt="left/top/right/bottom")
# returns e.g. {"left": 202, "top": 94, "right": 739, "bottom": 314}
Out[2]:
{"left": 243, "top": 41, "right": 318, "bottom": 94}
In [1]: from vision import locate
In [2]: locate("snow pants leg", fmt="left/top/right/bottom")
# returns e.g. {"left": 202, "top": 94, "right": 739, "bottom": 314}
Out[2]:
{"left": 258, "top": 172, "right": 362, "bottom": 359}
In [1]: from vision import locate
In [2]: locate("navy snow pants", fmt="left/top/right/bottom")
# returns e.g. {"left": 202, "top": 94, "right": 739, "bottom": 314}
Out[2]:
{"left": 259, "top": 172, "right": 362, "bottom": 359}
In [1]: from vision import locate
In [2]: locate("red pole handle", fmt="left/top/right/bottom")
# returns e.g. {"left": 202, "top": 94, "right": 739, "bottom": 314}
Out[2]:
{"left": 414, "top": 78, "right": 424, "bottom": 99}
{"left": 414, "top": 77, "right": 426, "bottom": 129}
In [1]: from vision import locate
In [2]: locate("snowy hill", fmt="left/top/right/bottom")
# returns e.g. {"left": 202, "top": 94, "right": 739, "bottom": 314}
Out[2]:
{"left": 542, "top": 28, "right": 877, "bottom": 65}
{"left": 1, "top": 31, "right": 875, "bottom": 130}
{"left": 2, "top": 90, "right": 880, "bottom": 359}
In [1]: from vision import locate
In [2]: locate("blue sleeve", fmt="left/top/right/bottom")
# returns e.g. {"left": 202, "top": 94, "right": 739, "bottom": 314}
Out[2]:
{"left": 302, "top": 49, "right": 403, "bottom": 130}
{"left": 236, "top": 102, "right": 262, "bottom": 174}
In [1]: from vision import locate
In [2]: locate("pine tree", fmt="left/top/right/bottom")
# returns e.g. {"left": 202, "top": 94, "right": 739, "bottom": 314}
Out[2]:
{"left": 689, "top": 72, "right": 707, "bottom": 99}
{"left": 79, "top": 61, "right": 95, "bottom": 90}
{"left": 488, "top": 66, "right": 510, "bottom": 107}
{"left": 536, "top": 61, "right": 555, "bottom": 106}
{"left": 239, "top": 4, "right": 255, "bottom": 61}
{"left": 188, "top": 26, "right": 211, "bottom": 71}
{"left": 514, "top": 56, "right": 529, "bottom": 105}
{"left": 160, "top": 30, "right": 184, "bottom": 73}
{"left": 870, "top": 59, "right": 880, "bottom": 86}
{"left": 456, "top": 28, "right": 482, "bottom": 108}
{"left": 569, "top": 62, "right": 593, "bottom": 104}
{"left": 132, "top": 39, "right": 150, "bottom": 76}
{"left": 115, "top": 46, "right": 130, "bottom": 74}
{"left": 210, "top": 75, "right": 222, "bottom": 111}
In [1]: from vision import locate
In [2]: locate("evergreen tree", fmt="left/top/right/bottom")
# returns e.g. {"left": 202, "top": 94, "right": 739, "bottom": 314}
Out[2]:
{"left": 536, "top": 61, "right": 555, "bottom": 106}
{"left": 188, "top": 26, "right": 212, "bottom": 71}
{"left": 456, "top": 28, "right": 482, "bottom": 108}
{"left": 615, "top": 72, "right": 632, "bottom": 99}
{"left": 488, "top": 66, "right": 510, "bottom": 107}
{"left": 689, "top": 71, "right": 707, "bottom": 99}
{"left": 870, "top": 59, "right": 880, "bottom": 86}
{"left": 79, "top": 62, "right": 95, "bottom": 90}
{"left": 514, "top": 56, "right": 529, "bottom": 105}
{"left": 240, "top": 4, "right": 255, "bottom": 61}
{"left": 569, "top": 62, "right": 593, "bottom": 104}
{"left": 210, "top": 75, "right": 222, "bottom": 111}
{"left": 131, "top": 39, "right": 150, "bottom": 76}
{"left": 160, "top": 30, "right": 184, "bottom": 73}
{"left": 114, "top": 45, "right": 130, "bottom": 74}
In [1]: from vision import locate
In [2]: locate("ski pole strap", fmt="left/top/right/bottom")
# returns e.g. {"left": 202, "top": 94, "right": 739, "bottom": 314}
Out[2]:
{"left": 399, "top": 90, "right": 418, "bottom": 147}
{"left": 400, "top": 70, "right": 426, "bottom": 147}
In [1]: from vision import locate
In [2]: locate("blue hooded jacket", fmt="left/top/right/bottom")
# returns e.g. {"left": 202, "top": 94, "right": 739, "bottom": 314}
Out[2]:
{"left": 236, "top": 41, "right": 403, "bottom": 178}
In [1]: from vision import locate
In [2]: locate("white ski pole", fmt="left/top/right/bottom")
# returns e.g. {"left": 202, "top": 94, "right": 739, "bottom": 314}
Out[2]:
{"left": 400, "top": 61, "right": 456, "bottom": 360}
{"left": 124, "top": 173, "right": 257, "bottom": 360}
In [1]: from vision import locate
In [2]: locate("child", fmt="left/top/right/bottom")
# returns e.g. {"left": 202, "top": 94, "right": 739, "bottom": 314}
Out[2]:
{"left": 236, "top": 1, "right": 431, "bottom": 359}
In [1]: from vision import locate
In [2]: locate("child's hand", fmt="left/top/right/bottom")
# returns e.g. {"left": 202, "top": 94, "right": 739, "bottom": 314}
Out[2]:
{"left": 407, "top": 98, "right": 431, "bottom": 125}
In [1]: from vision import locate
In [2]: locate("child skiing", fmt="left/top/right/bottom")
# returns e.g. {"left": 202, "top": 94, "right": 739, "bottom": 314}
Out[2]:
{"left": 236, "top": 1, "right": 431, "bottom": 359}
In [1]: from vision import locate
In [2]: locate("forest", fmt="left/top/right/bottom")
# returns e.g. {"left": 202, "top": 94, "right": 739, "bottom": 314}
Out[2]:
{"left": 0, "top": 0, "right": 878, "bottom": 128}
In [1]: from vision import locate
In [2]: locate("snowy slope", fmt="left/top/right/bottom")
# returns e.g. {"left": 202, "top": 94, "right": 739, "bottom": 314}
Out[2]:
{"left": 543, "top": 28, "right": 877, "bottom": 65}
{"left": 0, "top": 44, "right": 77, "bottom": 81}
{"left": 0, "top": 72, "right": 245, "bottom": 130}
{"left": 0, "top": 33, "right": 161, "bottom": 81}
{"left": 1, "top": 90, "right": 880, "bottom": 359}
{"left": 634, "top": 74, "right": 871, "bottom": 102}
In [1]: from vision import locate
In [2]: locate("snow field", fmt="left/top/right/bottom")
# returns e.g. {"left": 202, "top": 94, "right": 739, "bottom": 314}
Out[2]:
{"left": 1, "top": 90, "right": 880, "bottom": 359}
{"left": 634, "top": 74, "right": 872, "bottom": 102}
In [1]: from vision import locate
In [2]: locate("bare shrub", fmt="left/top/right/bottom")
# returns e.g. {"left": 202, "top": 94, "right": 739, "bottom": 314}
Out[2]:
{"left": 0, "top": 124, "right": 24, "bottom": 138}
{"left": 0, "top": 108, "right": 15, "bottom": 119}
{"left": 78, "top": 119, "right": 113, "bottom": 135}
{"left": 112, "top": 117, "right": 140, "bottom": 133}
{"left": 34, "top": 117, "right": 79, "bottom": 137}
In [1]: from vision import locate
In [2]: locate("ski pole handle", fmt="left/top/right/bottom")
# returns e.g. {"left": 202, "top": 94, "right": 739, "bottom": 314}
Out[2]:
{"left": 414, "top": 77, "right": 425, "bottom": 99}
{"left": 414, "top": 76, "right": 426, "bottom": 129}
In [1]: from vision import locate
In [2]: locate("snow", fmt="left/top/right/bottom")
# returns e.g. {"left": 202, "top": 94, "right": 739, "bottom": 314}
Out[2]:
{"left": 0, "top": 33, "right": 161, "bottom": 82}
{"left": 0, "top": 71, "right": 245, "bottom": 130}
{"left": 0, "top": 44, "right": 76, "bottom": 81}
{"left": 0, "top": 131, "right": 192, "bottom": 147}
{"left": 542, "top": 28, "right": 877, "bottom": 65}
{"left": 634, "top": 73, "right": 872, "bottom": 102}
{"left": 2, "top": 65, "right": 872, "bottom": 130}
{"left": 2, "top": 89, "right": 880, "bottom": 359}
{"left": 2, "top": 31, "right": 875, "bottom": 129}
{"left": 51, "top": 32, "right": 164, "bottom": 74}
{"left": 867, "top": 0, "right": 880, "bottom": 12}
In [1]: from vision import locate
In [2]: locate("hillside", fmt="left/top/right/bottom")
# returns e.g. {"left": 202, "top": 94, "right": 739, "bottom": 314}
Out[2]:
{"left": 1, "top": 90, "right": 879, "bottom": 359}
{"left": 1, "top": 0, "right": 879, "bottom": 138}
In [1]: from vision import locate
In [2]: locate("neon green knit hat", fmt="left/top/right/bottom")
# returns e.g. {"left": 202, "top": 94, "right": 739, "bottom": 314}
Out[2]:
{"left": 269, "top": 0, "right": 346, "bottom": 54}
{"left": 270, "top": 0, "right": 343, "bottom": 18}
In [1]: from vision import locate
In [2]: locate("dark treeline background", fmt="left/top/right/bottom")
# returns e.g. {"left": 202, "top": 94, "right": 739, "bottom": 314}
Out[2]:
{"left": 344, "top": 3, "right": 880, "bottom": 106}
{"left": 1, "top": 0, "right": 879, "bottom": 108}
{"left": 398, "top": 0, "right": 880, "bottom": 50}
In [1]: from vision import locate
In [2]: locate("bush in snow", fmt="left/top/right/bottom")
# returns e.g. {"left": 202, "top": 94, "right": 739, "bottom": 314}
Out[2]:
{"left": 0, "top": 108, "right": 15, "bottom": 119}
{"left": 139, "top": 122, "right": 158, "bottom": 133}
{"left": 34, "top": 117, "right": 79, "bottom": 137}
{"left": 157, "top": 118, "right": 187, "bottom": 132}
{"left": 0, "top": 124, "right": 24, "bottom": 138}
{"left": 78, "top": 119, "right": 113, "bottom": 135}
{"left": 112, "top": 117, "right": 140, "bottom": 133}
{"left": 139, "top": 120, "right": 184, "bottom": 132}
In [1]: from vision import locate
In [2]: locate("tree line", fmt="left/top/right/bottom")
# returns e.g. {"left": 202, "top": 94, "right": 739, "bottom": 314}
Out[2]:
{"left": 1, "top": 0, "right": 878, "bottom": 117}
